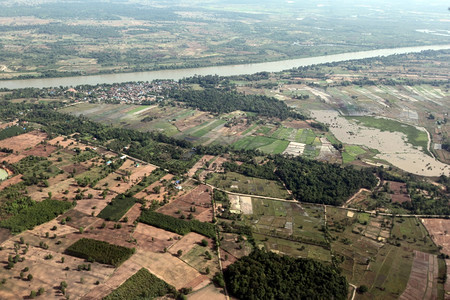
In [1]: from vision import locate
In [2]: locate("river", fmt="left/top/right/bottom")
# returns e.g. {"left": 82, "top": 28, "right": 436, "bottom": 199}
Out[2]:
{"left": 1, "top": 44, "right": 449, "bottom": 89}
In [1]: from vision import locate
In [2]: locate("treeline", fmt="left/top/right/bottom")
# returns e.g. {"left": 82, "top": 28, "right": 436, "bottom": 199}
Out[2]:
{"left": 274, "top": 156, "right": 377, "bottom": 205}
{"left": 170, "top": 89, "right": 304, "bottom": 120}
{"left": 0, "top": 125, "right": 30, "bottom": 140}
{"left": 223, "top": 156, "right": 377, "bottom": 206}
{"left": 65, "top": 238, "right": 135, "bottom": 267}
{"left": 139, "top": 210, "right": 215, "bottom": 238}
{"left": 224, "top": 250, "right": 348, "bottom": 300}
{"left": 13, "top": 105, "right": 196, "bottom": 174}
{"left": 0, "top": 200, "right": 73, "bottom": 233}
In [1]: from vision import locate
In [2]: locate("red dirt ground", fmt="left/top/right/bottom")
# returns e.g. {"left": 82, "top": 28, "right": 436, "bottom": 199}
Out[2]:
{"left": 1, "top": 153, "right": 26, "bottom": 163}
{"left": 422, "top": 218, "right": 450, "bottom": 256}
{"left": 388, "top": 181, "right": 411, "bottom": 203}
{"left": 156, "top": 184, "right": 213, "bottom": 222}
{"left": 400, "top": 250, "right": 438, "bottom": 300}
{"left": 0, "top": 130, "right": 47, "bottom": 152}
{"left": 132, "top": 223, "right": 180, "bottom": 253}
{"left": 0, "top": 174, "right": 22, "bottom": 191}
{"left": 22, "top": 143, "right": 57, "bottom": 157}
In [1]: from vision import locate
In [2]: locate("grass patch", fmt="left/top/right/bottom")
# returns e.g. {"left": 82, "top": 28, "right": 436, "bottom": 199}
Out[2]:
{"left": 104, "top": 268, "right": 176, "bottom": 300}
{"left": 257, "top": 139, "right": 289, "bottom": 154}
{"left": 0, "top": 200, "right": 73, "bottom": 233}
{"left": 190, "top": 119, "right": 226, "bottom": 138}
{"left": 65, "top": 238, "right": 135, "bottom": 267}
{"left": 207, "top": 172, "right": 290, "bottom": 199}
{"left": 241, "top": 123, "right": 258, "bottom": 135}
{"left": 127, "top": 105, "right": 152, "bottom": 115}
{"left": 232, "top": 136, "right": 279, "bottom": 151}
{"left": 97, "top": 195, "right": 137, "bottom": 221}
{"left": 139, "top": 210, "right": 216, "bottom": 238}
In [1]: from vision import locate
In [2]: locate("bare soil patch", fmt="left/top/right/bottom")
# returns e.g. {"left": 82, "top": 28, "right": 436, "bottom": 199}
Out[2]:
{"left": 188, "top": 155, "right": 215, "bottom": 177}
{"left": 133, "top": 223, "right": 180, "bottom": 253}
{"left": 422, "top": 218, "right": 450, "bottom": 256}
{"left": 0, "top": 174, "right": 22, "bottom": 191}
{"left": 1, "top": 153, "right": 26, "bottom": 164}
{"left": 189, "top": 283, "right": 227, "bottom": 300}
{"left": 130, "top": 249, "right": 202, "bottom": 290}
{"left": 400, "top": 250, "right": 438, "bottom": 300}
{"left": 168, "top": 232, "right": 213, "bottom": 257}
{"left": 23, "top": 144, "right": 57, "bottom": 157}
{"left": 0, "top": 233, "right": 114, "bottom": 299}
{"left": 81, "top": 259, "right": 142, "bottom": 300}
{"left": 282, "top": 120, "right": 312, "bottom": 129}
{"left": 48, "top": 136, "right": 77, "bottom": 148}
{"left": 0, "top": 130, "right": 47, "bottom": 153}
{"left": 388, "top": 181, "right": 411, "bottom": 203}
{"left": 156, "top": 184, "right": 213, "bottom": 222}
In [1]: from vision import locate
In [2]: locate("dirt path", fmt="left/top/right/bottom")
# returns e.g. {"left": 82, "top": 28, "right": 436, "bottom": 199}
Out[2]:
{"left": 342, "top": 188, "right": 371, "bottom": 208}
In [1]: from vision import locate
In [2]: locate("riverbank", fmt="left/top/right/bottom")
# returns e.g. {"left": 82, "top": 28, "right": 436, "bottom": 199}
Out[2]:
{"left": 1, "top": 44, "right": 449, "bottom": 90}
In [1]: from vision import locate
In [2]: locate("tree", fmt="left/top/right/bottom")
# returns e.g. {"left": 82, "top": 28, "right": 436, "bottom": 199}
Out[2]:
{"left": 357, "top": 285, "right": 368, "bottom": 294}
{"left": 201, "top": 239, "right": 208, "bottom": 247}
{"left": 177, "top": 250, "right": 183, "bottom": 257}
{"left": 27, "top": 274, "right": 33, "bottom": 281}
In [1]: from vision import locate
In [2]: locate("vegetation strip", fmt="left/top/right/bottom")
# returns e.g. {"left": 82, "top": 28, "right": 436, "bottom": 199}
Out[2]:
{"left": 139, "top": 210, "right": 216, "bottom": 238}
{"left": 104, "top": 268, "right": 176, "bottom": 300}
{"left": 65, "top": 238, "right": 135, "bottom": 267}
{"left": 0, "top": 199, "right": 73, "bottom": 233}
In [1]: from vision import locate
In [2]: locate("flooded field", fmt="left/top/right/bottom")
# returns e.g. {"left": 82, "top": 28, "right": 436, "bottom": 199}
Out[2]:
{"left": 311, "top": 110, "right": 449, "bottom": 176}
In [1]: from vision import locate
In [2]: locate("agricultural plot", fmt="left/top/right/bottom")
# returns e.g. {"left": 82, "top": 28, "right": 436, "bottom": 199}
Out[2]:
{"left": 342, "top": 145, "right": 366, "bottom": 164}
{"left": 0, "top": 130, "right": 47, "bottom": 153}
{"left": 156, "top": 184, "right": 213, "bottom": 222}
{"left": 243, "top": 199, "right": 328, "bottom": 253}
{"left": 400, "top": 251, "right": 439, "bottom": 300}
{"left": 95, "top": 159, "right": 155, "bottom": 194}
{"left": 97, "top": 195, "right": 137, "bottom": 222}
{"left": 421, "top": 218, "right": 450, "bottom": 256}
{"left": 0, "top": 241, "right": 115, "bottom": 299}
{"left": 104, "top": 268, "right": 176, "bottom": 300}
{"left": 132, "top": 223, "right": 181, "bottom": 253}
{"left": 387, "top": 181, "right": 410, "bottom": 204}
{"left": 130, "top": 249, "right": 205, "bottom": 290}
{"left": 169, "top": 232, "right": 219, "bottom": 278}
{"left": 207, "top": 172, "right": 290, "bottom": 199}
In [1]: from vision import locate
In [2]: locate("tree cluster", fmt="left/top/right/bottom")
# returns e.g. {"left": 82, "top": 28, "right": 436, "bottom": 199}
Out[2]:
{"left": 224, "top": 250, "right": 348, "bottom": 300}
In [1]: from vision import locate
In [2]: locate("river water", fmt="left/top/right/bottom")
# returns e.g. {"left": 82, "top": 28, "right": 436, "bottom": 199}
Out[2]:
{"left": 1, "top": 44, "right": 449, "bottom": 89}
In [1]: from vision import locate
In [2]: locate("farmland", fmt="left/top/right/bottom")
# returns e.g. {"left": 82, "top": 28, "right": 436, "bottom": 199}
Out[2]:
{"left": 0, "top": 47, "right": 449, "bottom": 299}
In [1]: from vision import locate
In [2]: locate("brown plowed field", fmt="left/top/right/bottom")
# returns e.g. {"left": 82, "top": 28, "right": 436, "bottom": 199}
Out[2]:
{"left": 388, "top": 181, "right": 411, "bottom": 203}
{"left": 82, "top": 259, "right": 142, "bottom": 300}
{"left": 156, "top": 184, "right": 212, "bottom": 222}
{"left": 0, "top": 174, "right": 22, "bottom": 191}
{"left": 1, "top": 153, "right": 26, "bottom": 163}
{"left": 130, "top": 249, "right": 203, "bottom": 290}
{"left": 133, "top": 223, "right": 180, "bottom": 253}
{"left": 23, "top": 144, "right": 57, "bottom": 157}
{"left": 189, "top": 284, "right": 227, "bottom": 300}
{"left": 0, "top": 130, "right": 47, "bottom": 152}
{"left": 400, "top": 250, "right": 438, "bottom": 300}
{"left": 422, "top": 218, "right": 450, "bottom": 256}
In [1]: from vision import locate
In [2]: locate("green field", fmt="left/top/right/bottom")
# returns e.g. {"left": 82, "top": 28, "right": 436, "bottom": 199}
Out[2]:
{"left": 207, "top": 172, "right": 290, "bottom": 199}
{"left": 126, "top": 105, "right": 152, "bottom": 115}
{"left": 349, "top": 116, "right": 430, "bottom": 155}
{"left": 97, "top": 195, "right": 137, "bottom": 221}
{"left": 190, "top": 119, "right": 227, "bottom": 138}
{"left": 232, "top": 136, "right": 285, "bottom": 154}
{"left": 65, "top": 238, "right": 135, "bottom": 267}
{"left": 104, "top": 268, "right": 175, "bottom": 300}
{"left": 257, "top": 139, "right": 289, "bottom": 154}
